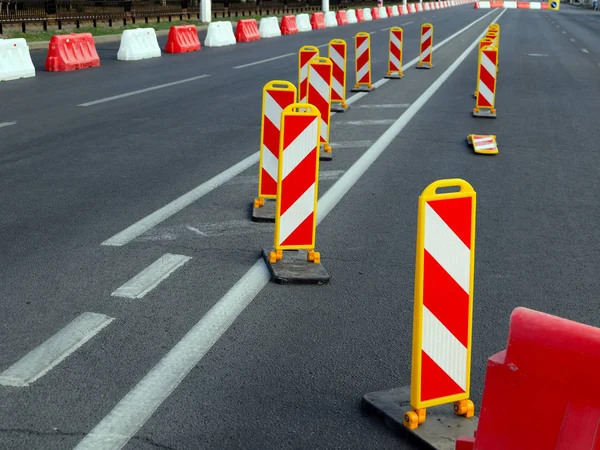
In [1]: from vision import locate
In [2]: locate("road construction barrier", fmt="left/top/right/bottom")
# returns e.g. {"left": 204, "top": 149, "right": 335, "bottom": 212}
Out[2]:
{"left": 363, "top": 8, "right": 373, "bottom": 20}
{"left": 298, "top": 45, "right": 319, "bottom": 103}
{"left": 328, "top": 39, "right": 348, "bottom": 112}
{"left": 306, "top": 57, "right": 333, "bottom": 155}
{"left": 417, "top": 23, "right": 433, "bottom": 69}
{"left": 517, "top": 1, "right": 532, "bottom": 7}
{"left": 473, "top": 45, "right": 498, "bottom": 118}
{"left": 117, "top": 28, "right": 161, "bottom": 61}
{"left": 467, "top": 134, "right": 498, "bottom": 155}
{"left": 352, "top": 32, "right": 373, "bottom": 92}
{"left": 296, "top": 14, "right": 312, "bottom": 32}
{"left": 347, "top": 9, "right": 358, "bottom": 23}
{"left": 356, "top": 9, "right": 365, "bottom": 21}
{"left": 254, "top": 81, "right": 297, "bottom": 210}
{"left": 324, "top": 11, "right": 338, "bottom": 27}
{"left": 504, "top": 1, "right": 517, "bottom": 7}
{"left": 456, "top": 307, "right": 600, "bottom": 450}
{"left": 378, "top": 6, "right": 388, "bottom": 17}
{"left": 424, "top": 3, "right": 431, "bottom": 11}
{"left": 385, "top": 27, "right": 403, "bottom": 79}
{"left": 204, "top": 21, "right": 237, "bottom": 47}
{"left": 416, "top": 3, "right": 423, "bottom": 11}
{"left": 165, "top": 25, "right": 201, "bottom": 53}
{"left": 372, "top": 7, "right": 381, "bottom": 19}
{"left": 236, "top": 19, "right": 260, "bottom": 42}
{"left": 270, "top": 103, "right": 321, "bottom": 263}
{"left": 336, "top": 10, "right": 349, "bottom": 25}
{"left": 402, "top": 5, "right": 410, "bottom": 14}
{"left": 405, "top": 178, "right": 476, "bottom": 430}
{"left": 409, "top": 4, "right": 417, "bottom": 13}
{"left": 311, "top": 12, "right": 326, "bottom": 29}
{"left": 386, "top": 6, "right": 394, "bottom": 16}
{"left": 0, "top": 38, "right": 35, "bottom": 81}
{"left": 259, "top": 17, "right": 281, "bottom": 38}
{"left": 45, "top": 33, "right": 100, "bottom": 72}
{"left": 391, "top": 5, "right": 400, "bottom": 16}
{"left": 474, "top": 37, "right": 493, "bottom": 98}
{"left": 280, "top": 15, "right": 298, "bottom": 35}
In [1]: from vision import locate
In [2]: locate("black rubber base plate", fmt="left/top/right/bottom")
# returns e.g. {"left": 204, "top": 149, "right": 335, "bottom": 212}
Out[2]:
{"left": 472, "top": 109, "right": 497, "bottom": 118}
{"left": 362, "top": 386, "right": 478, "bottom": 450}
{"left": 251, "top": 199, "right": 276, "bottom": 222}
{"left": 384, "top": 73, "right": 403, "bottom": 79}
{"left": 331, "top": 104, "right": 349, "bottom": 113}
{"left": 320, "top": 148, "right": 333, "bottom": 161}
{"left": 351, "top": 86, "right": 375, "bottom": 92}
{"left": 262, "top": 249, "right": 330, "bottom": 285}
{"left": 416, "top": 64, "right": 433, "bottom": 69}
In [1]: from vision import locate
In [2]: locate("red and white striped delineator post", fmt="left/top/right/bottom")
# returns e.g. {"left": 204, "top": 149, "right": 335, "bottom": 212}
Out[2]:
{"left": 473, "top": 37, "right": 493, "bottom": 98}
{"left": 264, "top": 103, "right": 330, "bottom": 284}
{"left": 385, "top": 27, "right": 403, "bottom": 79}
{"left": 328, "top": 39, "right": 349, "bottom": 113}
{"left": 404, "top": 179, "right": 477, "bottom": 430}
{"left": 298, "top": 45, "right": 319, "bottom": 103}
{"left": 417, "top": 23, "right": 434, "bottom": 69}
{"left": 253, "top": 80, "right": 297, "bottom": 221}
{"left": 306, "top": 57, "right": 333, "bottom": 160}
{"left": 352, "top": 32, "right": 374, "bottom": 92}
{"left": 473, "top": 45, "right": 498, "bottom": 118}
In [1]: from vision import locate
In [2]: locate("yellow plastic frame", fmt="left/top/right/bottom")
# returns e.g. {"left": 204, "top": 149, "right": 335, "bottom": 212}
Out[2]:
{"left": 474, "top": 38, "right": 493, "bottom": 98}
{"left": 274, "top": 103, "right": 322, "bottom": 252}
{"left": 387, "top": 27, "right": 404, "bottom": 77}
{"left": 417, "top": 23, "right": 434, "bottom": 68}
{"left": 258, "top": 80, "right": 298, "bottom": 201}
{"left": 297, "top": 45, "right": 319, "bottom": 102}
{"left": 475, "top": 45, "right": 498, "bottom": 112}
{"left": 410, "top": 178, "right": 477, "bottom": 410}
{"left": 306, "top": 57, "right": 333, "bottom": 149}
{"left": 328, "top": 39, "right": 347, "bottom": 108}
{"left": 467, "top": 134, "right": 499, "bottom": 155}
{"left": 354, "top": 32, "right": 372, "bottom": 88}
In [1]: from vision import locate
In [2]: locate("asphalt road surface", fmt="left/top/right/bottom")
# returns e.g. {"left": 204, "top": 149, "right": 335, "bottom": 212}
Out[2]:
{"left": 1, "top": 3, "right": 600, "bottom": 449}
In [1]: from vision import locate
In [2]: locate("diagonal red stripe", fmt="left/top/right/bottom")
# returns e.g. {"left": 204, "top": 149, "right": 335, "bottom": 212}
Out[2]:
{"left": 300, "top": 51, "right": 318, "bottom": 67}
{"left": 357, "top": 50, "right": 370, "bottom": 69}
{"left": 281, "top": 211, "right": 314, "bottom": 247}
{"left": 263, "top": 117, "right": 280, "bottom": 156}
{"left": 279, "top": 148, "right": 317, "bottom": 215}
{"left": 307, "top": 86, "right": 329, "bottom": 127}
{"left": 426, "top": 197, "right": 473, "bottom": 248}
{"left": 282, "top": 115, "right": 317, "bottom": 150}
{"left": 268, "top": 89, "right": 296, "bottom": 110}
{"left": 421, "top": 351, "right": 465, "bottom": 401}
{"left": 423, "top": 250, "right": 470, "bottom": 347}
{"left": 261, "top": 168, "right": 277, "bottom": 195}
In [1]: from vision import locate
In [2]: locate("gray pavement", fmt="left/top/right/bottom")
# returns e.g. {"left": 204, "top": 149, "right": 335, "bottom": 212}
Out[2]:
{"left": 1, "top": 4, "right": 600, "bottom": 450}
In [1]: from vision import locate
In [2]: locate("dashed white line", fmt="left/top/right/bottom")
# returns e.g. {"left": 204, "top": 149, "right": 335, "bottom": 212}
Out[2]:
{"left": 355, "top": 104, "right": 411, "bottom": 109}
{"left": 570, "top": 38, "right": 576, "bottom": 42}
{"left": 401, "top": 21, "right": 414, "bottom": 26}
{"left": 78, "top": 75, "right": 211, "bottom": 106}
{"left": 233, "top": 53, "right": 295, "bottom": 69}
{"left": 562, "top": 30, "right": 566, "bottom": 34}
{"left": 111, "top": 254, "right": 192, "bottom": 299}
{"left": 0, "top": 121, "right": 17, "bottom": 128}
{"left": 74, "top": 10, "right": 505, "bottom": 450}
{"left": 582, "top": 48, "right": 589, "bottom": 54}
{"left": 0, "top": 313, "right": 113, "bottom": 387}
{"left": 369, "top": 31, "right": 377, "bottom": 34}
{"left": 341, "top": 119, "right": 397, "bottom": 125}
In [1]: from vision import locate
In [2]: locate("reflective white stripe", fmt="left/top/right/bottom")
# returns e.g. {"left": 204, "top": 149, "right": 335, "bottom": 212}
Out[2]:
{"left": 478, "top": 80, "right": 494, "bottom": 105}
{"left": 391, "top": 33, "right": 401, "bottom": 48}
{"left": 331, "top": 77, "right": 344, "bottom": 98}
{"left": 262, "top": 145, "right": 279, "bottom": 180}
{"left": 329, "top": 47, "right": 345, "bottom": 72}
{"left": 264, "top": 93, "right": 284, "bottom": 130}
{"left": 475, "top": 142, "right": 496, "bottom": 150}
{"left": 424, "top": 203, "right": 471, "bottom": 293}
{"left": 357, "top": 39, "right": 369, "bottom": 56}
{"left": 421, "top": 46, "right": 432, "bottom": 59}
{"left": 281, "top": 119, "right": 319, "bottom": 179}
{"left": 422, "top": 306, "right": 467, "bottom": 391}
{"left": 481, "top": 53, "right": 497, "bottom": 79}
{"left": 309, "top": 66, "right": 331, "bottom": 103}
{"left": 422, "top": 28, "right": 432, "bottom": 44}
{"left": 357, "top": 64, "right": 369, "bottom": 81}
{"left": 279, "top": 184, "right": 315, "bottom": 244}
{"left": 390, "top": 54, "right": 400, "bottom": 70}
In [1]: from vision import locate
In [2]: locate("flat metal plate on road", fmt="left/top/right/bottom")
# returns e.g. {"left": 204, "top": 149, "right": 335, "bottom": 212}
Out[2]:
{"left": 362, "top": 386, "right": 478, "bottom": 450}
{"left": 320, "top": 147, "right": 333, "bottom": 161}
{"left": 251, "top": 199, "right": 276, "bottom": 222}
{"left": 262, "top": 249, "right": 330, "bottom": 285}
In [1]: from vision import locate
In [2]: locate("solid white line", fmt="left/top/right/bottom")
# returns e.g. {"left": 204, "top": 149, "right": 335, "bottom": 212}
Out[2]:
{"left": 582, "top": 48, "right": 589, "bottom": 54}
{"left": 111, "top": 254, "right": 192, "bottom": 299}
{"left": 354, "top": 104, "right": 411, "bottom": 109}
{"left": 0, "top": 313, "right": 113, "bottom": 387}
{"left": 0, "top": 121, "right": 17, "bottom": 128}
{"left": 101, "top": 152, "right": 259, "bottom": 246}
{"left": 101, "top": 7, "right": 497, "bottom": 246}
{"left": 233, "top": 52, "right": 295, "bottom": 69}
{"left": 381, "top": 26, "right": 393, "bottom": 31}
{"left": 401, "top": 21, "right": 414, "bottom": 25}
{"left": 75, "top": 10, "right": 504, "bottom": 450}
{"left": 79, "top": 75, "right": 211, "bottom": 107}
{"left": 341, "top": 119, "right": 396, "bottom": 125}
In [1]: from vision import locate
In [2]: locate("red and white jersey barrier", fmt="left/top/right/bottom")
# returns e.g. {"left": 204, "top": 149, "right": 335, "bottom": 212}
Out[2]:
{"left": 328, "top": 39, "right": 348, "bottom": 112}
{"left": 254, "top": 81, "right": 297, "bottom": 208}
{"left": 298, "top": 45, "right": 319, "bottom": 103}
{"left": 417, "top": 23, "right": 434, "bottom": 69}
{"left": 270, "top": 104, "right": 322, "bottom": 264}
{"left": 306, "top": 57, "right": 333, "bottom": 153}
{"left": 473, "top": 44, "right": 498, "bottom": 118}
{"left": 405, "top": 179, "right": 477, "bottom": 429}
{"left": 385, "top": 27, "right": 403, "bottom": 79}
{"left": 475, "top": 1, "right": 546, "bottom": 7}
{"left": 352, "top": 32, "right": 374, "bottom": 92}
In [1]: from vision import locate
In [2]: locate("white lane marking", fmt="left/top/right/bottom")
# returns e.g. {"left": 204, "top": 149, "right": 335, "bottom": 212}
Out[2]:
{"left": 233, "top": 52, "right": 295, "bottom": 69}
{"left": 329, "top": 140, "right": 373, "bottom": 148}
{"left": 340, "top": 119, "right": 397, "bottom": 125}
{"left": 562, "top": 30, "right": 566, "bottom": 34}
{"left": 74, "top": 10, "right": 505, "bottom": 450}
{"left": 316, "top": 43, "right": 329, "bottom": 48}
{"left": 111, "top": 254, "right": 192, "bottom": 299}
{"left": 570, "top": 38, "right": 576, "bottom": 42}
{"left": 78, "top": 75, "right": 211, "bottom": 107}
{"left": 185, "top": 226, "right": 207, "bottom": 236}
{"left": 381, "top": 26, "right": 394, "bottom": 31}
{"left": 101, "top": 152, "right": 258, "bottom": 246}
{"left": 527, "top": 53, "right": 548, "bottom": 57}
{"left": 0, "top": 313, "right": 113, "bottom": 387}
{"left": 0, "top": 121, "right": 17, "bottom": 128}
{"left": 101, "top": 8, "right": 497, "bottom": 247}
{"left": 229, "top": 169, "right": 345, "bottom": 185}
{"left": 354, "top": 103, "right": 411, "bottom": 109}
{"left": 582, "top": 48, "right": 589, "bottom": 54}
{"left": 369, "top": 31, "right": 377, "bottom": 34}
{"left": 401, "top": 21, "right": 414, "bottom": 25}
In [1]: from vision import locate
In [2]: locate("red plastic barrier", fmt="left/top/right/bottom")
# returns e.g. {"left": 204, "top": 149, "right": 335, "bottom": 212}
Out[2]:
{"left": 516, "top": 1, "right": 530, "bottom": 7}
{"left": 45, "top": 33, "right": 100, "bottom": 72}
{"left": 356, "top": 8, "right": 365, "bottom": 22}
{"left": 336, "top": 10, "right": 349, "bottom": 25}
{"left": 386, "top": 5, "right": 394, "bottom": 15}
{"left": 541, "top": 2, "right": 549, "bottom": 8}
{"left": 235, "top": 19, "right": 260, "bottom": 42}
{"left": 371, "top": 7, "right": 380, "bottom": 19}
{"left": 280, "top": 15, "right": 298, "bottom": 34}
{"left": 489, "top": 1, "right": 504, "bottom": 7}
{"left": 165, "top": 25, "right": 201, "bottom": 53}
{"left": 310, "top": 12, "right": 326, "bottom": 29}
{"left": 456, "top": 307, "right": 600, "bottom": 450}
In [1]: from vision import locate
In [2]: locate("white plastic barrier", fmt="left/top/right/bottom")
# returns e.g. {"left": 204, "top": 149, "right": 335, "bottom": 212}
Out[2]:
{"left": 347, "top": 9, "right": 358, "bottom": 23}
{"left": 391, "top": 5, "right": 400, "bottom": 15}
{"left": 504, "top": 1, "right": 517, "bottom": 7}
{"left": 324, "top": 11, "right": 338, "bottom": 27}
{"left": 0, "top": 38, "right": 35, "bottom": 81}
{"left": 117, "top": 28, "right": 161, "bottom": 61}
{"left": 451, "top": 0, "right": 457, "bottom": 5}
{"left": 424, "top": 3, "right": 430, "bottom": 10}
{"left": 259, "top": 17, "right": 281, "bottom": 38}
{"left": 409, "top": 4, "right": 417, "bottom": 12}
{"left": 204, "top": 21, "right": 236, "bottom": 47}
{"left": 363, "top": 7, "right": 373, "bottom": 20}
{"left": 416, "top": 3, "right": 423, "bottom": 11}
{"left": 296, "top": 13, "right": 312, "bottom": 32}
{"left": 402, "top": 5, "right": 410, "bottom": 13}
{"left": 477, "top": 1, "right": 491, "bottom": 7}
{"left": 529, "top": 2, "right": 542, "bottom": 7}
{"left": 378, "top": 6, "right": 388, "bottom": 17}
